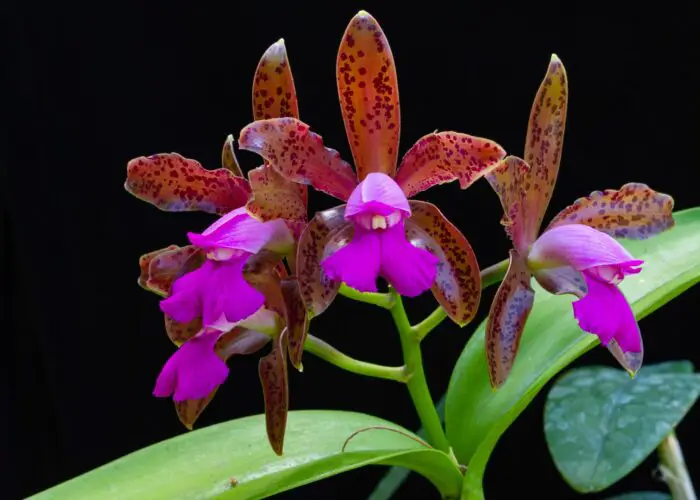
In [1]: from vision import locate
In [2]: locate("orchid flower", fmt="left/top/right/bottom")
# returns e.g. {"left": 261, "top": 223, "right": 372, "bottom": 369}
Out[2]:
{"left": 126, "top": 40, "right": 309, "bottom": 455}
{"left": 238, "top": 11, "right": 506, "bottom": 326}
{"left": 484, "top": 55, "right": 675, "bottom": 387}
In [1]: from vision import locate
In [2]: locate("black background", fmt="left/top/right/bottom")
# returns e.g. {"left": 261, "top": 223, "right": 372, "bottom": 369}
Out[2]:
{"left": 5, "top": 1, "right": 700, "bottom": 499}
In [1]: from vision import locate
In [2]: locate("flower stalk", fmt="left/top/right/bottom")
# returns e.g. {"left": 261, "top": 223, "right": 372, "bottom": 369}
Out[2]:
{"left": 658, "top": 431, "right": 697, "bottom": 500}
{"left": 304, "top": 334, "right": 407, "bottom": 382}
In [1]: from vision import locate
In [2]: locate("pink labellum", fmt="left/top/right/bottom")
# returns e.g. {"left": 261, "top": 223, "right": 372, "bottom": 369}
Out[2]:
{"left": 573, "top": 273, "right": 643, "bottom": 375}
{"left": 187, "top": 206, "right": 294, "bottom": 257}
{"left": 159, "top": 257, "right": 266, "bottom": 331}
{"left": 153, "top": 330, "right": 229, "bottom": 402}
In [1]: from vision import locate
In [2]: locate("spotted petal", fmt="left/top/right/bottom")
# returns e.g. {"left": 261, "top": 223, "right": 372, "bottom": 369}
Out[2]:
{"left": 125, "top": 153, "right": 251, "bottom": 215}
{"left": 253, "top": 39, "right": 299, "bottom": 120}
{"left": 174, "top": 327, "right": 270, "bottom": 429}
{"left": 144, "top": 245, "right": 205, "bottom": 297}
{"left": 239, "top": 118, "right": 358, "bottom": 201}
{"left": 296, "top": 206, "right": 354, "bottom": 317}
{"left": 164, "top": 315, "right": 202, "bottom": 346}
{"left": 405, "top": 201, "right": 481, "bottom": 326}
{"left": 281, "top": 278, "right": 308, "bottom": 371}
{"left": 545, "top": 182, "right": 675, "bottom": 239}
{"left": 395, "top": 132, "right": 506, "bottom": 198}
{"left": 138, "top": 245, "right": 179, "bottom": 295}
{"left": 522, "top": 55, "right": 568, "bottom": 243}
{"left": 221, "top": 134, "right": 244, "bottom": 177}
{"left": 246, "top": 165, "right": 308, "bottom": 239}
{"left": 336, "top": 11, "right": 400, "bottom": 180}
{"left": 485, "top": 156, "right": 531, "bottom": 253}
{"left": 485, "top": 250, "right": 535, "bottom": 388}
{"left": 259, "top": 330, "right": 289, "bottom": 456}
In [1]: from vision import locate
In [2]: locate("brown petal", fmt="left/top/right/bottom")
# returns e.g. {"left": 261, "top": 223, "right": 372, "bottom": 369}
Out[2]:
{"left": 280, "top": 278, "right": 308, "bottom": 371}
{"left": 221, "top": 134, "right": 244, "bottom": 177}
{"left": 545, "top": 182, "right": 675, "bottom": 240}
{"left": 174, "top": 328, "right": 271, "bottom": 429}
{"left": 125, "top": 153, "right": 251, "bottom": 215}
{"left": 485, "top": 250, "right": 535, "bottom": 388}
{"left": 138, "top": 245, "right": 179, "bottom": 295}
{"left": 405, "top": 201, "right": 481, "bottom": 326}
{"left": 258, "top": 330, "right": 289, "bottom": 456}
{"left": 485, "top": 156, "right": 531, "bottom": 252}
{"left": 246, "top": 164, "right": 308, "bottom": 239}
{"left": 522, "top": 55, "right": 568, "bottom": 240}
{"left": 395, "top": 132, "right": 506, "bottom": 198}
{"left": 164, "top": 315, "right": 202, "bottom": 346}
{"left": 336, "top": 11, "right": 400, "bottom": 180}
{"left": 174, "top": 388, "right": 218, "bottom": 431}
{"left": 295, "top": 206, "right": 354, "bottom": 318}
{"left": 147, "top": 245, "right": 205, "bottom": 296}
{"left": 253, "top": 39, "right": 300, "bottom": 120}
{"left": 243, "top": 250, "right": 286, "bottom": 316}
{"left": 238, "top": 117, "right": 358, "bottom": 202}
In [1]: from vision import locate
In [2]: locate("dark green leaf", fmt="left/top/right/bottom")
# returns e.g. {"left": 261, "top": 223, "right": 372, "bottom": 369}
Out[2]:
{"left": 604, "top": 493, "right": 671, "bottom": 500}
{"left": 544, "top": 362, "right": 700, "bottom": 492}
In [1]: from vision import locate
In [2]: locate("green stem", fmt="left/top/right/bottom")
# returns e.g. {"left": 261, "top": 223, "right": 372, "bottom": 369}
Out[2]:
{"left": 338, "top": 283, "right": 394, "bottom": 309}
{"left": 389, "top": 289, "right": 451, "bottom": 454}
{"left": 480, "top": 258, "right": 510, "bottom": 288}
{"left": 658, "top": 431, "right": 697, "bottom": 500}
{"left": 304, "top": 333, "right": 407, "bottom": 382}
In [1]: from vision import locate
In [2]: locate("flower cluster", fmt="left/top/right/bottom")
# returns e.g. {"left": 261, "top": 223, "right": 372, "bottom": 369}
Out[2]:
{"left": 125, "top": 11, "right": 674, "bottom": 455}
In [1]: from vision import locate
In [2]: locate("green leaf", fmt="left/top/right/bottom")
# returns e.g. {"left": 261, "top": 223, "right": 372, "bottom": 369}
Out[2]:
{"left": 604, "top": 493, "right": 671, "bottom": 500}
{"left": 29, "top": 411, "right": 463, "bottom": 500}
{"left": 544, "top": 362, "right": 700, "bottom": 492}
{"left": 367, "top": 398, "right": 446, "bottom": 500}
{"left": 444, "top": 207, "right": 700, "bottom": 499}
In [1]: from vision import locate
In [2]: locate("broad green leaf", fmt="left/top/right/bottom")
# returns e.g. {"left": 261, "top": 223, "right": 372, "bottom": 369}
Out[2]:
{"left": 444, "top": 207, "right": 700, "bottom": 500}
{"left": 368, "top": 398, "right": 446, "bottom": 500}
{"left": 545, "top": 362, "right": 700, "bottom": 492}
{"left": 605, "top": 493, "right": 671, "bottom": 500}
{"left": 30, "top": 411, "right": 463, "bottom": 500}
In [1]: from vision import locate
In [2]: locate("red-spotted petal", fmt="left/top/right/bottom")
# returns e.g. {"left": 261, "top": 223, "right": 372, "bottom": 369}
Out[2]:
{"left": 296, "top": 206, "right": 354, "bottom": 318}
{"left": 259, "top": 330, "right": 289, "bottom": 456}
{"left": 485, "top": 156, "right": 531, "bottom": 253}
{"left": 146, "top": 245, "right": 205, "bottom": 296}
{"left": 280, "top": 278, "right": 308, "bottom": 371}
{"left": 405, "top": 201, "right": 481, "bottom": 326}
{"left": 336, "top": 11, "right": 400, "bottom": 180}
{"left": 395, "top": 132, "right": 506, "bottom": 198}
{"left": 174, "top": 327, "right": 271, "bottom": 429}
{"left": 221, "top": 134, "right": 244, "bottom": 178}
{"left": 253, "top": 39, "right": 299, "bottom": 120}
{"left": 521, "top": 55, "right": 568, "bottom": 241}
{"left": 138, "top": 245, "right": 179, "bottom": 295}
{"left": 246, "top": 165, "right": 308, "bottom": 239}
{"left": 545, "top": 183, "right": 675, "bottom": 239}
{"left": 238, "top": 118, "right": 358, "bottom": 201}
{"left": 125, "top": 153, "right": 251, "bottom": 215}
{"left": 486, "top": 250, "right": 535, "bottom": 388}
{"left": 164, "top": 315, "right": 202, "bottom": 346}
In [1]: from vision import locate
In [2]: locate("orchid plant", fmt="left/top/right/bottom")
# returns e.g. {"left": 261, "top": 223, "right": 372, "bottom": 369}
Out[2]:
{"left": 31, "top": 10, "right": 700, "bottom": 500}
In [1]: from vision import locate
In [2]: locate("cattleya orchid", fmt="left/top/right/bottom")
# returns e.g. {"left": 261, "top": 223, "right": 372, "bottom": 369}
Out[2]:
{"left": 484, "top": 55, "right": 675, "bottom": 387}
{"left": 126, "top": 39, "right": 308, "bottom": 454}
{"left": 238, "top": 11, "right": 506, "bottom": 326}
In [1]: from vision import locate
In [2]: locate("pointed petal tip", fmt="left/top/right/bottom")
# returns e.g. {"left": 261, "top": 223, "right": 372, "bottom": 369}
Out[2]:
{"left": 264, "top": 38, "right": 288, "bottom": 60}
